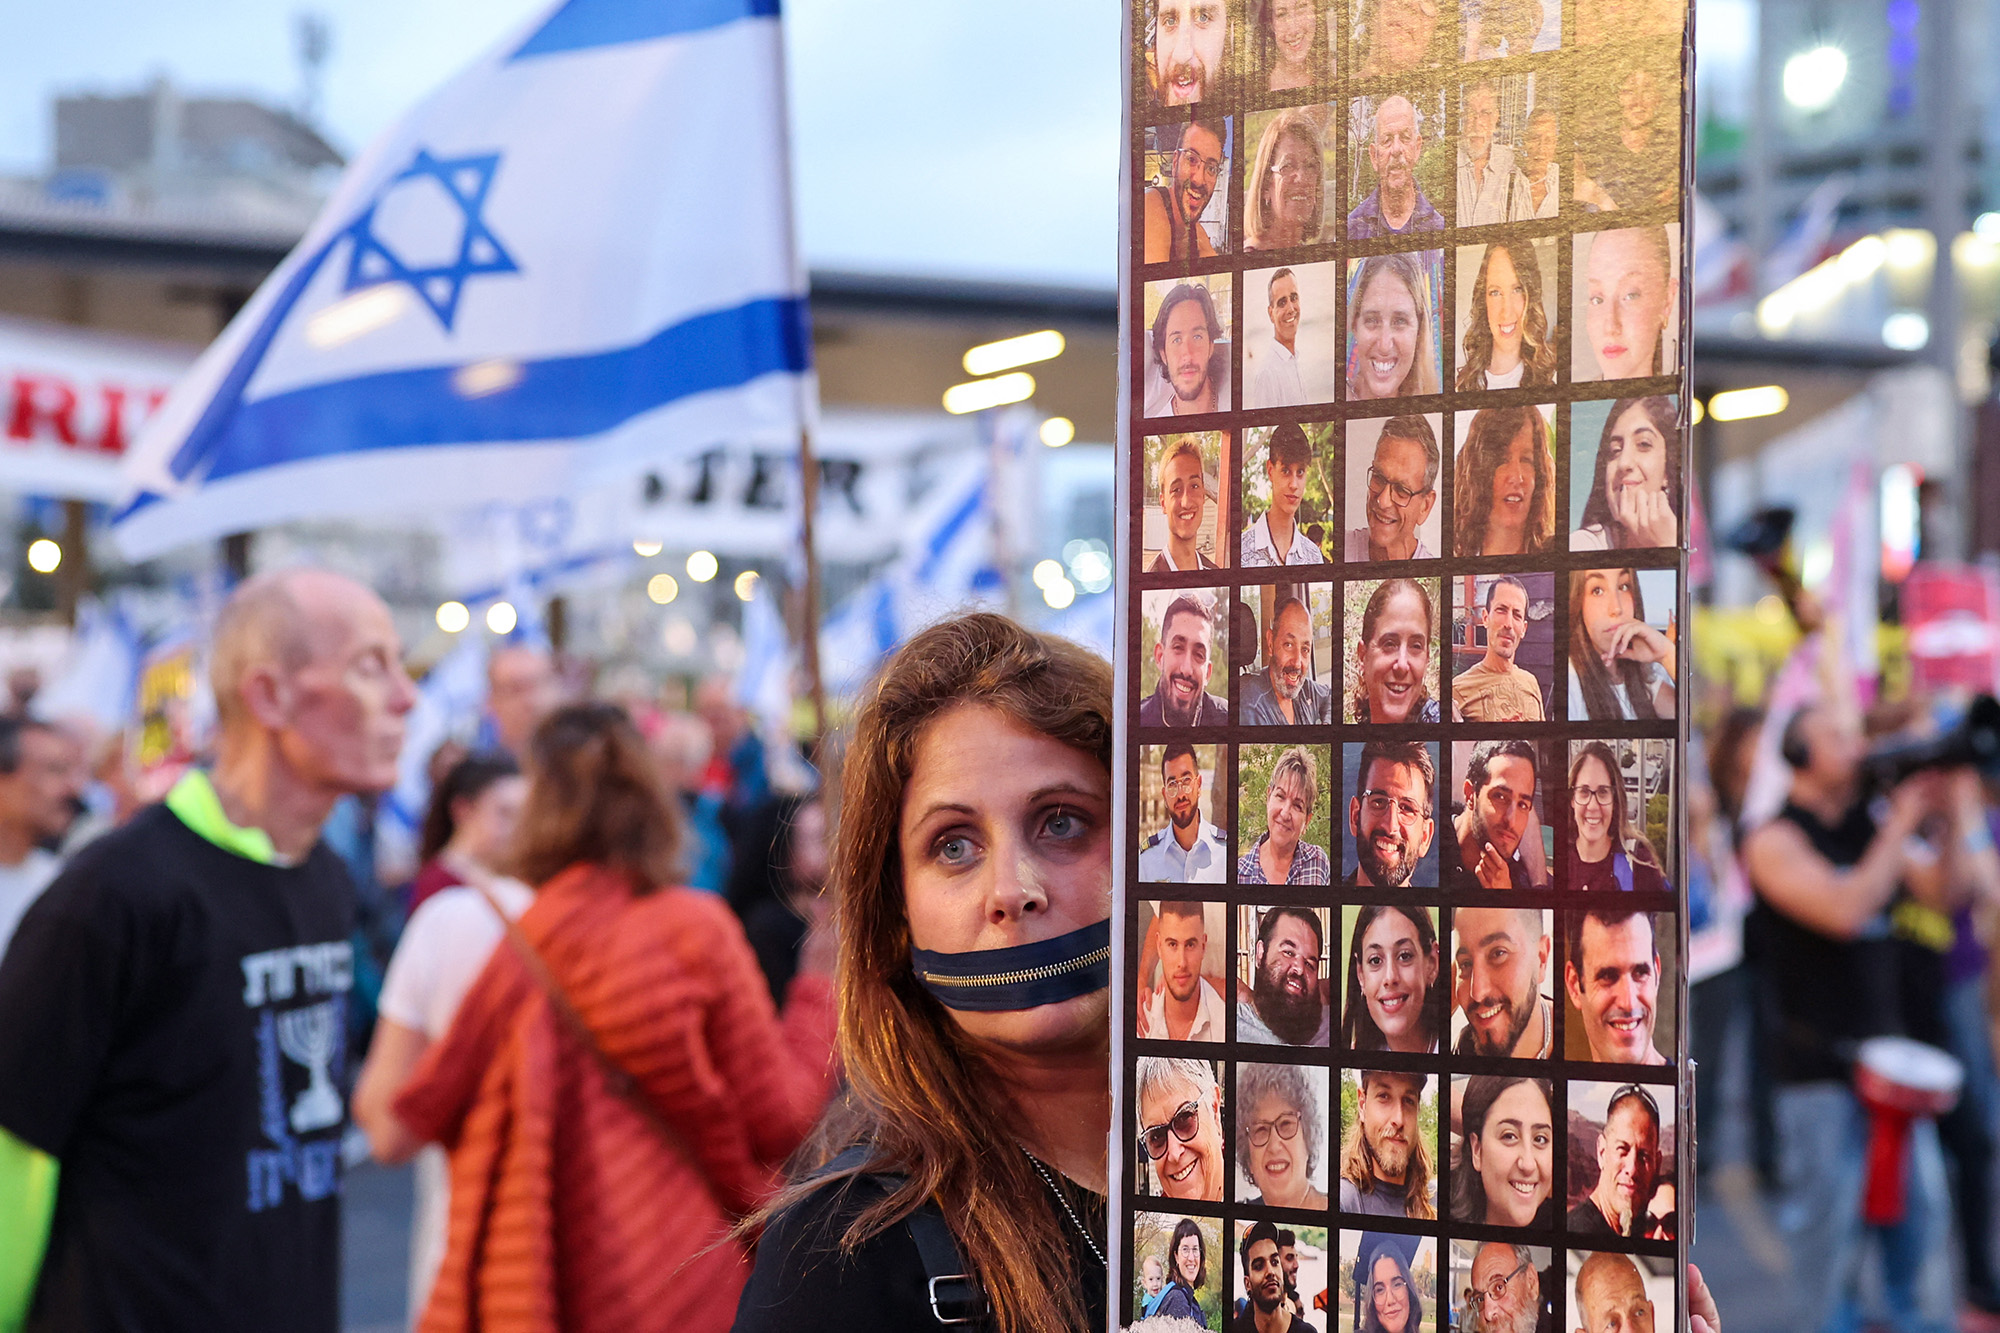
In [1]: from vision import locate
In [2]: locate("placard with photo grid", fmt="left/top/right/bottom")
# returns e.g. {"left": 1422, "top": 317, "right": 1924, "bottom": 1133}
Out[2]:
{"left": 1115, "top": 0, "right": 1692, "bottom": 1329}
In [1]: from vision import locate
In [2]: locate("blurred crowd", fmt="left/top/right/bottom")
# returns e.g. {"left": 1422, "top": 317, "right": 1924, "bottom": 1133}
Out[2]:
{"left": 1681, "top": 588, "right": 2000, "bottom": 1333}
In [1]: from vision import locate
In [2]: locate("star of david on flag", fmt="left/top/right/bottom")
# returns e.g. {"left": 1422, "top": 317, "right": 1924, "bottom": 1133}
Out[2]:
{"left": 341, "top": 149, "right": 519, "bottom": 330}
{"left": 115, "top": 0, "right": 814, "bottom": 558}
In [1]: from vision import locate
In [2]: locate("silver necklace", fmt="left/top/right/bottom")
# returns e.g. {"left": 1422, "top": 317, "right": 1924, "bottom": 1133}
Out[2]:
{"left": 1020, "top": 1147, "right": 1107, "bottom": 1271}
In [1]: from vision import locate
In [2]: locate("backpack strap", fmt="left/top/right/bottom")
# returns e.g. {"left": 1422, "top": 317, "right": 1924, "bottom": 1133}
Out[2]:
{"left": 814, "top": 1147, "right": 991, "bottom": 1327}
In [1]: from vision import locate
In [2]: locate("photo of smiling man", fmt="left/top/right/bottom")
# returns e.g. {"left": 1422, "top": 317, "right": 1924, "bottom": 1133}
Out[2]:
{"left": 1343, "top": 741, "right": 1438, "bottom": 889}
{"left": 1146, "top": 275, "right": 1235, "bottom": 418}
{"left": 1149, "top": 0, "right": 1234, "bottom": 107}
{"left": 1451, "top": 907, "right": 1555, "bottom": 1059}
{"left": 1240, "top": 584, "right": 1334, "bottom": 726}
{"left": 1146, "top": 433, "right": 1227, "bottom": 572}
{"left": 1347, "top": 93, "right": 1446, "bottom": 240}
{"left": 1449, "top": 739, "right": 1553, "bottom": 890}
{"left": 1236, "top": 904, "right": 1333, "bottom": 1046}
{"left": 1566, "top": 1081, "right": 1675, "bottom": 1240}
{"left": 1245, "top": 262, "right": 1340, "bottom": 408}
{"left": 1142, "top": 589, "right": 1231, "bottom": 727}
{"left": 1340, "top": 1069, "right": 1438, "bottom": 1218}
{"left": 1145, "top": 116, "right": 1230, "bottom": 262}
{"left": 1451, "top": 573, "right": 1553, "bottom": 723}
{"left": 1345, "top": 415, "right": 1442, "bottom": 563}
{"left": 1243, "top": 423, "right": 1329, "bottom": 567}
{"left": 1563, "top": 907, "right": 1676, "bottom": 1066}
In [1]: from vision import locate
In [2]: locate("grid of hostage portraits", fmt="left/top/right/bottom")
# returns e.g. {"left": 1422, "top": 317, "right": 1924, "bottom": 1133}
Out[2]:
{"left": 1119, "top": 0, "right": 1692, "bottom": 1328}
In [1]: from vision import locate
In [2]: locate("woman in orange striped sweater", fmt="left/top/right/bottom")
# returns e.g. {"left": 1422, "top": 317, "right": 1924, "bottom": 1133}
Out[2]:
{"left": 391, "top": 701, "right": 839, "bottom": 1333}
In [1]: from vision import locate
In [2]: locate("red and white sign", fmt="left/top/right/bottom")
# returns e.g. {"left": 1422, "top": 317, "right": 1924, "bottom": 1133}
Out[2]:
{"left": 0, "top": 315, "right": 193, "bottom": 501}
{"left": 1903, "top": 562, "right": 2000, "bottom": 693}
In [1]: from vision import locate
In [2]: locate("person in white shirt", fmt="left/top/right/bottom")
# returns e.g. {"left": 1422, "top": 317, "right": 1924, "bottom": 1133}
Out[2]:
{"left": 1515, "top": 107, "right": 1561, "bottom": 219}
{"left": 1150, "top": 438, "right": 1223, "bottom": 572}
{"left": 1247, "top": 268, "right": 1306, "bottom": 409}
{"left": 1138, "top": 900, "right": 1227, "bottom": 1042}
{"left": 351, "top": 757, "right": 531, "bottom": 1322}
{"left": 1458, "top": 81, "right": 1526, "bottom": 226}
{"left": 0, "top": 718, "right": 80, "bottom": 959}
{"left": 1242, "top": 422, "right": 1326, "bottom": 566}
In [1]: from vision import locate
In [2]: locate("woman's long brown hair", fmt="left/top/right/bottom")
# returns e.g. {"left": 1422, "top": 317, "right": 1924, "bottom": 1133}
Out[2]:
{"left": 1455, "top": 241, "right": 1559, "bottom": 391}
{"left": 1452, "top": 405, "right": 1556, "bottom": 556}
{"left": 755, "top": 612, "right": 1114, "bottom": 1333}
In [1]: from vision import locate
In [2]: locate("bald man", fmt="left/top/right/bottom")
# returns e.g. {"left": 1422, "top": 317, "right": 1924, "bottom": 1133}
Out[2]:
{"left": 0, "top": 569, "right": 414, "bottom": 1333}
{"left": 1572, "top": 1251, "right": 1655, "bottom": 1333}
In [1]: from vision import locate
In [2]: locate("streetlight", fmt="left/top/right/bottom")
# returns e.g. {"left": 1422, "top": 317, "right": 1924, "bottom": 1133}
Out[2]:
{"left": 486, "top": 601, "right": 518, "bottom": 634}
{"left": 1782, "top": 44, "right": 1848, "bottom": 111}
{"left": 436, "top": 601, "right": 470, "bottom": 632}
{"left": 25, "top": 540, "right": 60, "bottom": 574}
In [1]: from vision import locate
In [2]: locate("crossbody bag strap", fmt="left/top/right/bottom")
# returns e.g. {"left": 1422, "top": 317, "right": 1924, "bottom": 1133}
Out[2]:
{"left": 474, "top": 883, "right": 738, "bottom": 1221}
{"left": 813, "top": 1147, "right": 990, "bottom": 1327}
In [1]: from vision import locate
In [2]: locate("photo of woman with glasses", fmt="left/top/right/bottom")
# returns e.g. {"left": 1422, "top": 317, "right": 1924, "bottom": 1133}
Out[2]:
{"left": 1346, "top": 415, "right": 1443, "bottom": 563}
{"left": 1244, "top": 109, "right": 1328, "bottom": 252}
{"left": 1566, "top": 742, "right": 1670, "bottom": 894}
{"left": 1341, "top": 905, "right": 1442, "bottom": 1053}
{"left": 1235, "top": 1062, "right": 1330, "bottom": 1208}
{"left": 1152, "top": 1216, "right": 1216, "bottom": 1326}
{"left": 1136, "top": 1056, "right": 1227, "bottom": 1201}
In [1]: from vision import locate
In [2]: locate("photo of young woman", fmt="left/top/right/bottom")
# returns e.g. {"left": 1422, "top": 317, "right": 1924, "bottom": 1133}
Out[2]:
{"left": 1341, "top": 904, "right": 1443, "bottom": 1053}
{"left": 1456, "top": 241, "right": 1559, "bottom": 392}
{"left": 1343, "top": 1233, "right": 1440, "bottom": 1333}
{"left": 1451, "top": 1075, "right": 1558, "bottom": 1230}
{"left": 1347, "top": 251, "right": 1443, "bottom": 402}
{"left": 1345, "top": 577, "right": 1443, "bottom": 724}
{"left": 1452, "top": 406, "right": 1557, "bottom": 556}
{"left": 1570, "top": 396, "right": 1680, "bottom": 550}
{"left": 1573, "top": 225, "right": 1680, "bottom": 383}
{"left": 1254, "top": 0, "right": 1330, "bottom": 90}
{"left": 1567, "top": 568, "right": 1677, "bottom": 720}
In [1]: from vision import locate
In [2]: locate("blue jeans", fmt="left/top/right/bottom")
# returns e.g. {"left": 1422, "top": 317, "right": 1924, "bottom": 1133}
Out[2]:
{"left": 1773, "top": 1081, "right": 1954, "bottom": 1333}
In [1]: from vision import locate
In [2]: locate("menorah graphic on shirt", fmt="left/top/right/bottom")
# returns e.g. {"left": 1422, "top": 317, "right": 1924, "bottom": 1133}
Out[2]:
{"left": 276, "top": 1001, "right": 343, "bottom": 1134}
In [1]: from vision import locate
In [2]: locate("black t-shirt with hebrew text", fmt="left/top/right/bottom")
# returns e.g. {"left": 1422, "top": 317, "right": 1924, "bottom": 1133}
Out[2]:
{"left": 0, "top": 803, "right": 354, "bottom": 1333}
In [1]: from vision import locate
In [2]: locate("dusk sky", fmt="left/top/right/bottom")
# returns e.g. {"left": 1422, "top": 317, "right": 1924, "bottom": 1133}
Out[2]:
{"left": 2, "top": 0, "right": 1121, "bottom": 286}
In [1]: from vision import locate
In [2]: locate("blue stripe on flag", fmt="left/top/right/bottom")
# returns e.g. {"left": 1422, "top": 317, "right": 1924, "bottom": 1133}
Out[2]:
{"left": 511, "top": 0, "right": 780, "bottom": 58}
{"left": 192, "top": 295, "right": 809, "bottom": 483}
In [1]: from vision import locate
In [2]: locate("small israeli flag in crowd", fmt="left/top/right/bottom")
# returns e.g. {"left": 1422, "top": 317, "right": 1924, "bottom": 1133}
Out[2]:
{"left": 116, "top": 0, "right": 812, "bottom": 558}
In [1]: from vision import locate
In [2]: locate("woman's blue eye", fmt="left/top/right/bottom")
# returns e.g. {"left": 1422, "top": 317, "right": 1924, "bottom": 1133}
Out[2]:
{"left": 938, "top": 837, "right": 972, "bottom": 864}
{"left": 1046, "top": 810, "right": 1082, "bottom": 838}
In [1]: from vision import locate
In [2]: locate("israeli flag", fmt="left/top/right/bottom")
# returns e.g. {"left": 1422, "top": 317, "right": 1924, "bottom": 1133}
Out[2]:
{"left": 115, "top": 0, "right": 812, "bottom": 559}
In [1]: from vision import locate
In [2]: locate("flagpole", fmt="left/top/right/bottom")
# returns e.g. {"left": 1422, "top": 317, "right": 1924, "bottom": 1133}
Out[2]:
{"left": 796, "top": 425, "right": 829, "bottom": 741}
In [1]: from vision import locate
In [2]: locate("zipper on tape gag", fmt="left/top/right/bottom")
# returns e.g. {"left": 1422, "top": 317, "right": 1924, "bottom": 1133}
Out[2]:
{"left": 917, "top": 945, "right": 1112, "bottom": 989}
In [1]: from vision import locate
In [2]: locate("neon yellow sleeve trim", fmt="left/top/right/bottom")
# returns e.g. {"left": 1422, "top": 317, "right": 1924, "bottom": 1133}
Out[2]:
{"left": 0, "top": 1124, "right": 56, "bottom": 1332}
{"left": 162, "top": 769, "right": 278, "bottom": 866}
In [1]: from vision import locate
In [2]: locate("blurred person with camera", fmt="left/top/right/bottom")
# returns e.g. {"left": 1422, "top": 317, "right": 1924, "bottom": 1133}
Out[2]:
{"left": 1743, "top": 700, "right": 1999, "bottom": 1333}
